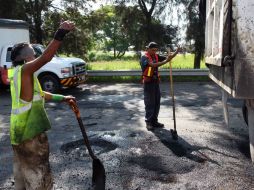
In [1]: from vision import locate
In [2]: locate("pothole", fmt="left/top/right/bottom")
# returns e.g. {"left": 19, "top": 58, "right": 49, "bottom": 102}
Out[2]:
{"left": 60, "top": 138, "right": 118, "bottom": 157}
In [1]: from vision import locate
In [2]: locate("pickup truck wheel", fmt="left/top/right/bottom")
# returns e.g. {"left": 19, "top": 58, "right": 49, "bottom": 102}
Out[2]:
{"left": 39, "top": 74, "right": 60, "bottom": 93}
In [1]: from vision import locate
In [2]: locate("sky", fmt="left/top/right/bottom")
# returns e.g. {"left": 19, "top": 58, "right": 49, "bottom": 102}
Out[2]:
{"left": 52, "top": 0, "right": 109, "bottom": 11}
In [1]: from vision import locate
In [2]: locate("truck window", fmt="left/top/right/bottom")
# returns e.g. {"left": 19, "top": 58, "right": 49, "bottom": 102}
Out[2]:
{"left": 32, "top": 44, "right": 58, "bottom": 57}
{"left": 33, "top": 46, "right": 42, "bottom": 58}
{"left": 6, "top": 47, "right": 12, "bottom": 62}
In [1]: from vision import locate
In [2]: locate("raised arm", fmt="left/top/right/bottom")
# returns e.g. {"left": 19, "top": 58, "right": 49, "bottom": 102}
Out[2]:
{"left": 148, "top": 47, "right": 181, "bottom": 68}
{"left": 22, "top": 21, "right": 75, "bottom": 74}
{"left": 20, "top": 20, "right": 75, "bottom": 102}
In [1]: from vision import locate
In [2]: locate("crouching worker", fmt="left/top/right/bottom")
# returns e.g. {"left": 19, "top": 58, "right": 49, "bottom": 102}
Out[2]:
{"left": 8, "top": 20, "right": 76, "bottom": 190}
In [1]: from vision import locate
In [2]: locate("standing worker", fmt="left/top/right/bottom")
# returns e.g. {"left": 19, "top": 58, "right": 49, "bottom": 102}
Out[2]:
{"left": 140, "top": 42, "right": 181, "bottom": 131}
{"left": 8, "top": 20, "right": 76, "bottom": 190}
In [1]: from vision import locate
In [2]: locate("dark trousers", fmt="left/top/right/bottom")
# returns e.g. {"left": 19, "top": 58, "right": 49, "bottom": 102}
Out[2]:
{"left": 144, "top": 82, "right": 161, "bottom": 124}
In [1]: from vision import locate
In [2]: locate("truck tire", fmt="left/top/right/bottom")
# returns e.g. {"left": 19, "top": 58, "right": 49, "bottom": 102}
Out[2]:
{"left": 39, "top": 74, "right": 60, "bottom": 93}
{"left": 242, "top": 101, "right": 248, "bottom": 126}
{"left": 0, "top": 81, "right": 9, "bottom": 90}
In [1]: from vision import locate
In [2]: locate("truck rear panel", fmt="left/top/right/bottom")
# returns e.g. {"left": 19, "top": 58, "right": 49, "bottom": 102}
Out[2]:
{"left": 205, "top": 0, "right": 254, "bottom": 98}
{"left": 0, "top": 19, "right": 29, "bottom": 47}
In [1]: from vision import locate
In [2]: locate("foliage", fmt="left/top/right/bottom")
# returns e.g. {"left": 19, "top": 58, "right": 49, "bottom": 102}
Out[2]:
{"left": 184, "top": 0, "right": 206, "bottom": 68}
{"left": 113, "top": 0, "right": 206, "bottom": 69}
{"left": 0, "top": 0, "right": 198, "bottom": 66}
{"left": 87, "top": 51, "right": 137, "bottom": 62}
{"left": 113, "top": 0, "right": 181, "bottom": 43}
{"left": 0, "top": 0, "right": 27, "bottom": 20}
{"left": 115, "top": 5, "right": 146, "bottom": 51}
{"left": 90, "top": 4, "right": 179, "bottom": 56}
{"left": 89, "top": 5, "right": 140, "bottom": 59}
{"left": 26, "top": 0, "right": 54, "bottom": 44}
{"left": 0, "top": 0, "right": 94, "bottom": 57}
{"left": 0, "top": 0, "right": 54, "bottom": 44}
{"left": 43, "top": 10, "right": 93, "bottom": 57}
{"left": 60, "top": 0, "right": 95, "bottom": 10}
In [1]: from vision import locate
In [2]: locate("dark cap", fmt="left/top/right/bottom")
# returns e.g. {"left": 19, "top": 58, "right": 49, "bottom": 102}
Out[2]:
{"left": 146, "top": 42, "right": 158, "bottom": 49}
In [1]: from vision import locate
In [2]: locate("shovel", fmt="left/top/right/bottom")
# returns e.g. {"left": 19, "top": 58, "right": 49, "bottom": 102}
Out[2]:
{"left": 169, "top": 61, "right": 178, "bottom": 140}
{"left": 69, "top": 100, "right": 106, "bottom": 190}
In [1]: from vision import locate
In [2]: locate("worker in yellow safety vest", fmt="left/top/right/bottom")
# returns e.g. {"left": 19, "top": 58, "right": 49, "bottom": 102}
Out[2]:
{"left": 140, "top": 42, "right": 181, "bottom": 131}
{"left": 8, "top": 20, "right": 76, "bottom": 190}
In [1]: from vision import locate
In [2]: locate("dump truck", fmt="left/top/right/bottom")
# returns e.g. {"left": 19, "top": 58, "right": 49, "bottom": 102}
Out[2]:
{"left": 205, "top": 0, "right": 254, "bottom": 161}
{"left": 0, "top": 18, "right": 87, "bottom": 93}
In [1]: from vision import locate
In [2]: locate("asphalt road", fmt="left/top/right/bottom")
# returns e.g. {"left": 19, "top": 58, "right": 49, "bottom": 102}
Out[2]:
{"left": 1, "top": 82, "right": 254, "bottom": 190}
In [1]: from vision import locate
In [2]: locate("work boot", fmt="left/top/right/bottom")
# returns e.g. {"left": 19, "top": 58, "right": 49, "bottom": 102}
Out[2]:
{"left": 153, "top": 122, "right": 164, "bottom": 128}
{"left": 146, "top": 122, "right": 154, "bottom": 131}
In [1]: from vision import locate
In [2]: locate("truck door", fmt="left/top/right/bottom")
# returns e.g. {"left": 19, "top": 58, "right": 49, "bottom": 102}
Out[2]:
{"left": 0, "top": 47, "right": 13, "bottom": 85}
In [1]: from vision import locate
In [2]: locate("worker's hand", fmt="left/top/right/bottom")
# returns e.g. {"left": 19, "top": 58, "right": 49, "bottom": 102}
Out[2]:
{"left": 165, "top": 45, "right": 182, "bottom": 62}
{"left": 54, "top": 20, "right": 75, "bottom": 41}
{"left": 175, "top": 45, "right": 182, "bottom": 53}
{"left": 59, "top": 20, "right": 75, "bottom": 31}
{"left": 63, "top": 95, "right": 76, "bottom": 103}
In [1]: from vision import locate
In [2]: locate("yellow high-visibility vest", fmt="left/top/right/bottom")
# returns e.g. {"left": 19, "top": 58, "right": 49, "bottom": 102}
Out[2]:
{"left": 8, "top": 65, "right": 51, "bottom": 145}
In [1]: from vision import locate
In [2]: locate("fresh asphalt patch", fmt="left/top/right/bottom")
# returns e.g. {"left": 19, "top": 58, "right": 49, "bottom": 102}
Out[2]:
{"left": 1, "top": 82, "right": 254, "bottom": 189}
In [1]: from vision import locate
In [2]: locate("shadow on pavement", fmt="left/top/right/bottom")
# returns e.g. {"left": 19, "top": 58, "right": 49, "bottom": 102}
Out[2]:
{"left": 151, "top": 128, "right": 238, "bottom": 165}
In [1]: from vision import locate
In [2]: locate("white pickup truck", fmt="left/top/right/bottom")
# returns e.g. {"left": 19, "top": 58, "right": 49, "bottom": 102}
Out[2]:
{"left": 0, "top": 18, "right": 87, "bottom": 93}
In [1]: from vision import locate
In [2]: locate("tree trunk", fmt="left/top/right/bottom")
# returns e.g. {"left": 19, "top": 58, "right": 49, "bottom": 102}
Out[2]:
{"left": 34, "top": 0, "right": 43, "bottom": 44}
{"left": 194, "top": 52, "right": 201, "bottom": 69}
{"left": 35, "top": 21, "right": 43, "bottom": 44}
{"left": 138, "top": 0, "right": 155, "bottom": 42}
{"left": 0, "top": 0, "right": 15, "bottom": 18}
{"left": 116, "top": 51, "right": 125, "bottom": 58}
{"left": 146, "top": 15, "right": 152, "bottom": 42}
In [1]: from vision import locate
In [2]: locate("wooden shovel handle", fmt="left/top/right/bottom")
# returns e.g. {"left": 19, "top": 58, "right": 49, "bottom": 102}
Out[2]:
{"left": 68, "top": 99, "right": 97, "bottom": 160}
{"left": 69, "top": 99, "right": 81, "bottom": 118}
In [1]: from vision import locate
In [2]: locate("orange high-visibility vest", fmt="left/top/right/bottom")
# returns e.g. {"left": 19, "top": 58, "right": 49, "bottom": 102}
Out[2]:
{"left": 142, "top": 52, "right": 160, "bottom": 83}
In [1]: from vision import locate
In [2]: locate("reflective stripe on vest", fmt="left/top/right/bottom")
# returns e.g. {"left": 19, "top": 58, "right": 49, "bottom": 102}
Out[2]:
{"left": 11, "top": 94, "right": 42, "bottom": 115}
{"left": 13, "top": 66, "right": 20, "bottom": 105}
{"left": 147, "top": 67, "right": 152, "bottom": 77}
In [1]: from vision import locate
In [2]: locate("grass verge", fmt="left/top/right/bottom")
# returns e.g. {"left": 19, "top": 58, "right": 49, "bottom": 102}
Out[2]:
{"left": 87, "top": 54, "right": 207, "bottom": 70}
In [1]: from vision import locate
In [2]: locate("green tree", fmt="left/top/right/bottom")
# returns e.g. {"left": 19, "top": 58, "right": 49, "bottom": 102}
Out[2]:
{"left": 89, "top": 6, "right": 130, "bottom": 58}
{"left": 0, "top": 0, "right": 27, "bottom": 19}
{"left": 115, "top": 5, "right": 146, "bottom": 51}
{"left": 90, "top": 4, "right": 177, "bottom": 55}
{"left": 114, "top": 0, "right": 179, "bottom": 43}
{"left": 114, "top": 0, "right": 206, "bottom": 68}
{"left": 43, "top": 9, "right": 93, "bottom": 58}
{"left": 61, "top": 0, "right": 95, "bottom": 10}
{"left": 26, "top": 0, "right": 54, "bottom": 44}
{"left": 0, "top": 0, "right": 54, "bottom": 44}
{"left": 185, "top": 0, "right": 205, "bottom": 68}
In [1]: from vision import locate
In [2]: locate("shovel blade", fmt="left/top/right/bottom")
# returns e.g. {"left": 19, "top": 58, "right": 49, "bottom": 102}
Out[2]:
{"left": 170, "top": 129, "right": 178, "bottom": 140}
{"left": 92, "top": 158, "right": 106, "bottom": 190}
